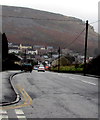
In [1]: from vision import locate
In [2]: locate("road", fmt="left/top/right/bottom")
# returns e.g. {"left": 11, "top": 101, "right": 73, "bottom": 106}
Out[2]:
{"left": 1, "top": 70, "right": 98, "bottom": 119}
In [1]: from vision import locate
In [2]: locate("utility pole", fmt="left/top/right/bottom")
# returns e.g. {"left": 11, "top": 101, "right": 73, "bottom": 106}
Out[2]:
{"left": 24, "top": 49, "right": 27, "bottom": 63}
{"left": 58, "top": 47, "right": 61, "bottom": 72}
{"left": 84, "top": 20, "right": 88, "bottom": 76}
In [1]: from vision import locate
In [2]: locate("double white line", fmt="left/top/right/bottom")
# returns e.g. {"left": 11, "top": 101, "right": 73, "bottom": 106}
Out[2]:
{"left": 0, "top": 109, "right": 27, "bottom": 120}
{"left": 15, "top": 109, "right": 27, "bottom": 119}
{"left": 0, "top": 109, "right": 8, "bottom": 119}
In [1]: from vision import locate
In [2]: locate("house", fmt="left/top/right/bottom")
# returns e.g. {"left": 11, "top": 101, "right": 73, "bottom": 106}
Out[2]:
{"left": 8, "top": 42, "right": 19, "bottom": 48}
{"left": 27, "top": 49, "right": 38, "bottom": 55}
{"left": 19, "top": 44, "right": 32, "bottom": 49}
{"left": 47, "top": 46, "right": 53, "bottom": 50}
{"left": 9, "top": 47, "right": 20, "bottom": 54}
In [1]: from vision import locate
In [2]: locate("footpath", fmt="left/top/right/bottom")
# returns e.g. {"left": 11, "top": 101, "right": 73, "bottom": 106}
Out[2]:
{"left": 0, "top": 71, "right": 18, "bottom": 105}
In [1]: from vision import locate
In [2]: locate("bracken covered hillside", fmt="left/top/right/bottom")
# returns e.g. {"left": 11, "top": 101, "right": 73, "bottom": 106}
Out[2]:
{"left": 2, "top": 5, "right": 98, "bottom": 56}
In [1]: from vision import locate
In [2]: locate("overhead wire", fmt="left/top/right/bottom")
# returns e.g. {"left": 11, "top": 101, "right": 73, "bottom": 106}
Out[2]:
{"left": 1, "top": 14, "right": 86, "bottom": 47}
{"left": 1, "top": 14, "right": 99, "bottom": 55}
{"left": 66, "top": 28, "right": 86, "bottom": 48}
{"left": 1, "top": 14, "right": 86, "bottom": 52}
{"left": 70, "top": 20, "right": 100, "bottom": 56}
{"left": 89, "top": 20, "right": 100, "bottom": 24}
{"left": 65, "top": 19, "right": 100, "bottom": 53}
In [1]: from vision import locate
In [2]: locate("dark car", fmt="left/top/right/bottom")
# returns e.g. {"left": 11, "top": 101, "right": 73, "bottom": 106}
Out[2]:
{"left": 21, "top": 63, "right": 32, "bottom": 72}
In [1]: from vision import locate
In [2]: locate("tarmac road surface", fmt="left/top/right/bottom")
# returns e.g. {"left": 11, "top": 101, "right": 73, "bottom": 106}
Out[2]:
{"left": 1, "top": 70, "right": 98, "bottom": 119}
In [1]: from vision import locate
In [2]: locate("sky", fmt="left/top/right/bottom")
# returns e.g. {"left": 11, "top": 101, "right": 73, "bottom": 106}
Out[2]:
{"left": 0, "top": 0, "right": 100, "bottom": 32}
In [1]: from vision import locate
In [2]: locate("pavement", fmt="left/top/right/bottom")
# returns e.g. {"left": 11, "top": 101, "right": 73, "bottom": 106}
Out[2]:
{"left": 0, "top": 71, "right": 18, "bottom": 105}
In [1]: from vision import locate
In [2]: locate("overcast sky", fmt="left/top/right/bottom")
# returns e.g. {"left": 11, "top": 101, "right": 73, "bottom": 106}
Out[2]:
{"left": 1, "top": 0, "right": 100, "bottom": 32}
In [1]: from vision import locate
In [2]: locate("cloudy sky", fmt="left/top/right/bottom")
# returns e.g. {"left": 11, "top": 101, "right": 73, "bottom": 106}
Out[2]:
{"left": 1, "top": 0, "right": 100, "bottom": 32}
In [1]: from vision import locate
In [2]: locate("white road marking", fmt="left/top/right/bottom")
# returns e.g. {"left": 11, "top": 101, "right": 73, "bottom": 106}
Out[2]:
{"left": 15, "top": 109, "right": 27, "bottom": 119}
{"left": 17, "top": 115, "right": 26, "bottom": 119}
{"left": 69, "top": 77, "right": 75, "bottom": 79}
{"left": 66, "top": 76, "right": 96, "bottom": 86}
{"left": 0, "top": 109, "right": 27, "bottom": 120}
{"left": 0, "top": 109, "right": 8, "bottom": 120}
{"left": 15, "top": 109, "right": 24, "bottom": 114}
{"left": 81, "top": 80, "right": 96, "bottom": 86}
{"left": 0, "top": 115, "right": 2, "bottom": 120}
{"left": 0, "top": 115, "right": 8, "bottom": 118}
{"left": 0, "top": 109, "right": 7, "bottom": 114}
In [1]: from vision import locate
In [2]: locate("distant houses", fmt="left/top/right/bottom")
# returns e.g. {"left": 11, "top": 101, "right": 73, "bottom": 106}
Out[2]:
{"left": 27, "top": 48, "right": 38, "bottom": 55}
{"left": 9, "top": 47, "right": 20, "bottom": 54}
{"left": 8, "top": 42, "right": 93, "bottom": 66}
{"left": 8, "top": 43, "right": 38, "bottom": 55}
{"left": 8, "top": 43, "right": 54, "bottom": 64}
{"left": 8, "top": 43, "right": 54, "bottom": 55}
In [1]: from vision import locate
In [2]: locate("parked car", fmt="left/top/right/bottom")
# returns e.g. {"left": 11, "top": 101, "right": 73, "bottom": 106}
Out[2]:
{"left": 21, "top": 63, "right": 32, "bottom": 72}
{"left": 45, "top": 66, "right": 49, "bottom": 70}
{"left": 33, "top": 65, "right": 39, "bottom": 70}
{"left": 38, "top": 65, "right": 45, "bottom": 72}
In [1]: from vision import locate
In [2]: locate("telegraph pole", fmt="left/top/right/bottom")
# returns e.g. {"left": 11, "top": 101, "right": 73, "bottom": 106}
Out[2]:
{"left": 24, "top": 49, "right": 27, "bottom": 63}
{"left": 84, "top": 20, "right": 88, "bottom": 76}
{"left": 58, "top": 46, "right": 61, "bottom": 72}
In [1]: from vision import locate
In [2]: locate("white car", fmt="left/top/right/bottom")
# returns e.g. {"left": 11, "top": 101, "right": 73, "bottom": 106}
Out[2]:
{"left": 34, "top": 65, "right": 39, "bottom": 70}
{"left": 38, "top": 65, "right": 45, "bottom": 72}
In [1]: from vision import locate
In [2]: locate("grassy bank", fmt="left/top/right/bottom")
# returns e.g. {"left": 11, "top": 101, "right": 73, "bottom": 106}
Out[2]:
{"left": 50, "top": 65, "right": 83, "bottom": 73}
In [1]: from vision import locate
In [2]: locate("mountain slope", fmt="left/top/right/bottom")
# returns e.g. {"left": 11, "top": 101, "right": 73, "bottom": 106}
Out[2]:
{"left": 2, "top": 5, "right": 98, "bottom": 56}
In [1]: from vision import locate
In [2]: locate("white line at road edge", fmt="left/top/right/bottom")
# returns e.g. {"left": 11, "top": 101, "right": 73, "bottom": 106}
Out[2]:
{"left": 53, "top": 73, "right": 97, "bottom": 86}
{"left": 69, "top": 77, "right": 75, "bottom": 79}
{"left": 81, "top": 80, "right": 96, "bottom": 86}
{"left": 69, "top": 77, "right": 96, "bottom": 86}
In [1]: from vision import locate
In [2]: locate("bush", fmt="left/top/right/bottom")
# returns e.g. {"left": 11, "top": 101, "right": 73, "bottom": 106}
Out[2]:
{"left": 86, "top": 55, "right": 100, "bottom": 76}
{"left": 2, "top": 60, "right": 21, "bottom": 71}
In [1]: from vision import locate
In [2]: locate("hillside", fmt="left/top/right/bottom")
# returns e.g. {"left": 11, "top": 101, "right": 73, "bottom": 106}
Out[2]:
{"left": 2, "top": 5, "right": 98, "bottom": 56}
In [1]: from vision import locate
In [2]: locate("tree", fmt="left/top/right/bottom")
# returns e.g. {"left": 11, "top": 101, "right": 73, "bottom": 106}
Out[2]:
{"left": 2, "top": 33, "right": 21, "bottom": 71}
{"left": 2, "top": 33, "right": 8, "bottom": 59}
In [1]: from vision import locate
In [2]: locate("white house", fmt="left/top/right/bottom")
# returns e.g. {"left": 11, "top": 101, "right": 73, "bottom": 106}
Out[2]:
{"left": 9, "top": 47, "right": 20, "bottom": 54}
{"left": 27, "top": 49, "right": 38, "bottom": 55}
